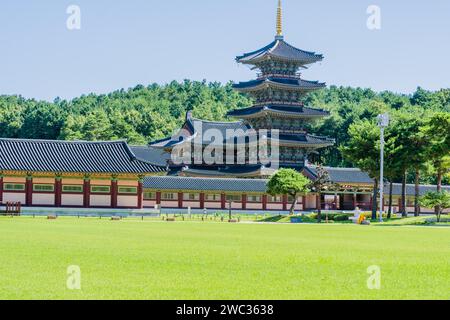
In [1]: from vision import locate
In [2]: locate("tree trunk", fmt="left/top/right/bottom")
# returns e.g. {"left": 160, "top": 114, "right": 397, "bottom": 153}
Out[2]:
{"left": 414, "top": 168, "right": 420, "bottom": 217}
{"left": 436, "top": 169, "right": 443, "bottom": 216}
{"left": 388, "top": 182, "right": 393, "bottom": 219}
{"left": 371, "top": 179, "right": 378, "bottom": 220}
{"left": 401, "top": 171, "right": 407, "bottom": 218}
{"left": 437, "top": 208, "right": 442, "bottom": 223}
{"left": 289, "top": 195, "right": 298, "bottom": 216}
{"left": 317, "top": 193, "right": 322, "bottom": 223}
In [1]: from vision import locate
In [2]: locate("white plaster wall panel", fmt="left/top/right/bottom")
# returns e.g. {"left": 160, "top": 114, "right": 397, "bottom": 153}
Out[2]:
{"left": 2, "top": 193, "right": 26, "bottom": 204}
{"left": 161, "top": 201, "right": 178, "bottom": 208}
{"left": 32, "top": 193, "right": 55, "bottom": 206}
{"left": 205, "top": 202, "right": 222, "bottom": 209}
{"left": 143, "top": 200, "right": 157, "bottom": 208}
{"left": 117, "top": 195, "right": 138, "bottom": 208}
{"left": 61, "top": 194, "right": 84, "bottom": 206}
{"left": 267, "top": 203, "right": 283, "bottom": 210}
{"left": 90, "top": 195, "right": 111, "bottom": 207}
{"left": 247, "top": 203, "right": 263, "bottom": 210}
{"left": 183, "top": 201, "right": 201, "bottom": 208}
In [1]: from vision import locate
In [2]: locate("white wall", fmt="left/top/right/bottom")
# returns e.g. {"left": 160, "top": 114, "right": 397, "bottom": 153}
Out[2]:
{"left": 32, "top": 194, "right": 55, "bottom": 206}
{"left": 90, "top": 195, "right": 111, "bottom": 207}
{"left": 117, "top": 195, "right": 138, "bottom": 208}
{"left": 205, "top": 202, "right": 222, "bottom": 209}
{"left": 2, "top": 193, "right": 26, "bottom": 204}
{"left": 61, "top": 194, "right": 84, "bottom": 207}
{"left": 183, "top": 201, "right": 200, "bottom": 209}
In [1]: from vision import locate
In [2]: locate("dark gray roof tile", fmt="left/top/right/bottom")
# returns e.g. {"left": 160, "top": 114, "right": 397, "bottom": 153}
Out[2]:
{"left": 0, "top": 139, "right": 165, "bottom": 175}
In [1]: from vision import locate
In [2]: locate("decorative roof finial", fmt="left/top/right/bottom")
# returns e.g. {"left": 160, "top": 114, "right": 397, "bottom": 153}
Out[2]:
{"left": 276, "top": 0, "right": 283, "bottom": 40}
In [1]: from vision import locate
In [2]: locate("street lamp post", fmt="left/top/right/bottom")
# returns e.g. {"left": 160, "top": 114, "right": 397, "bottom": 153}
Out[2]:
{"left": 377, "top": 113, "right": 390, "bottom": 223}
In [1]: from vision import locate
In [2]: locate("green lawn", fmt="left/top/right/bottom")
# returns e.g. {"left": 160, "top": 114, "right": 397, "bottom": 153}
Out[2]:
{"left": 0, "top": 217, "right": 449, "bottom": 300}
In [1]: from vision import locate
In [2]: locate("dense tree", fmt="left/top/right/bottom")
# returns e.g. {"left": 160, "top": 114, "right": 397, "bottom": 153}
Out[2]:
{"left": 0, "top": 83, "right": 448, "bottom": 188}
{"left": 267, "top": 169, "right": 311, "bottom": 215}
{"left": 340, "top": 120, "right": 381, "bottom": 219}
{"left": 420, "top": 191, "right": 450, "bottom": 223}
{"left": 308, "top": 165, "right": 336, "bottom": 223}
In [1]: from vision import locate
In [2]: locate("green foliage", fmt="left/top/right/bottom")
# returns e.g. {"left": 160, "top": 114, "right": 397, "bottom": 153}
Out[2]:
{"left": 0, "top": 84, "right": 448, "bottom": 186}
{"left": 267, "top": 169, "right": 311, "bottom": 197}
{"left": 267, "top": 169, "right": 311, "bottom": 214}
{"left": 420, "top": 191, "right": 450, "bottom": 222}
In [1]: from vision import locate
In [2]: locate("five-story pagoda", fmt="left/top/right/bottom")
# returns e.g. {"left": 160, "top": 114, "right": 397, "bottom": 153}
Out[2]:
{"left": 229, "top": 0, "right": 334, "bottom": 168}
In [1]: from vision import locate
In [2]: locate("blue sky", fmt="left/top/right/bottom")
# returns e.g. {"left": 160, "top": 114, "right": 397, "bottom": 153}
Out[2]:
{"left": 0, "top": 0, "right": 449, "bottom": 101}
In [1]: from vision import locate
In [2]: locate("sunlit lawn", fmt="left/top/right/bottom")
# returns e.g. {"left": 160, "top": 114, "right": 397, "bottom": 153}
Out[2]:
{"left": 0, "top": 216, "right": 448, "bottom": 300}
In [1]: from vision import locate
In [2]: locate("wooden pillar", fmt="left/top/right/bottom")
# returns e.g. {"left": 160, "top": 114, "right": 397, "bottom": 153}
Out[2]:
{"left": 0, "top": 175, "right": 3, "bottom": 205}
{"left": 334, "top": 194, "right": 338, "bottom": 210}
{"left": 156, "top": 191, "right": 161, "bottom": 205}
{"left": 316, "top": 194, "right": 321, "bottom": 211}
{"left": 221, "top": 193, "right": 226, "bottom": 210}
{"left": 282, "top": 195, "right": 288, "bottom": 211}
{"left": 137, "top": 180, "right": 143, "bottom": 209}
{"left": 178, "top": 192, "right": 183, "bottom": 209}
{"left": 111, "top": 179, "right": 118, "bottom": 208}
{"left": 83, "top": 177, "right": 91, "bottom": 208}
{"left": 398, "top": 198, "right": 402, "bottom": 213}
{"left": 242, "top": 194, "right": 247, "bottom": 210}
{"left": 55, "top": 177, "right": 62, "bottom": 207}
{"left": 353, "top": 193, "right": 357, "bottom": 210}
{"left": 199, "top": 193, "right": 205, "bottom": 209}
{"left": 25, "top": 175, "right": 33, "bottom": 206}
{"left": 262, "top": 195, "right": 268, "bottom": 211}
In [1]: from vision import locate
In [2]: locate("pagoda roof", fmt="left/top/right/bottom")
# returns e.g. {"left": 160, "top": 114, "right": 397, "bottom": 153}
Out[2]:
{"left": 303, "top": 165, "right": 373, "bottom": 185}
{"left": 179, "top": 165, "right": 276, "bottom": 178}
{"left": 233, "top": 77, "right": 326, "bottom": 92}
{"left": 276, "top": 134, "right": 335, "bottom": 148}
{"left": 236, "top": 38, "right": 323, "bottom": 66}
{"left": 227, "top": 105, "right": 330, "bottom": 119}
{"left": 149, "top": 112, "right": 251, "bottom": 149}
{"left": 143, "top": 175, "right": 269, "bottom": 192}
{"left": 0, "top": 139, "right": 166, "bottom": 175}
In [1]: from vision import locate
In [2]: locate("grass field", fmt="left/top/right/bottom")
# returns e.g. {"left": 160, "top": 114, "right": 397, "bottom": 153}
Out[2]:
{"left": 0, "top": 216, "right": 449, "bottom": 300}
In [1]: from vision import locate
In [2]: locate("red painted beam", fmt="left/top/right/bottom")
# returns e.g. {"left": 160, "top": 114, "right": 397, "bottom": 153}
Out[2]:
{"left": 0, "top": 176, "right": 3, "bottom": 205}
{"left": 262, "top": 195, "right": 268, "bottom": 211}
{"left": 137, "top": 181, "right": 144, "bottom": 209}
{"left": 25, "top": 176, "right": 33, "bottom": 206}
{"left": 111, "top": 180, "right": 118, "bottom": 208}
{"left": 55, "top": 177, "right": 62, "bottom": 207}
{"left": 199, "top": 193, "right": 205, "bottom": 209}
{"left": 83, "top": 178, "right": 91, "bottom": 208}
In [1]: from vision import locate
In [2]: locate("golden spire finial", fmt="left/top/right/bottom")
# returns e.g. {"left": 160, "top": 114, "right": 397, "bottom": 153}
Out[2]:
{"left": 276, "top": 0, "right": 283, "bottom": 38}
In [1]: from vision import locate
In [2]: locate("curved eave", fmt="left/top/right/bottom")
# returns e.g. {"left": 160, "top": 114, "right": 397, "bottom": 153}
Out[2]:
{"left": 236, "top": 40, "right": 324, "bottom": 66}
{"left": 277, "top": 140, "right": 335, "bottom": 148}
{"left": 228, "top": 107, "right": 330, "bottom": 119}
{"left": 181, "top": 167, "right": 276, "bottom": 178}
{"left": 233, "top": 80, "right": 326, "bottom": 93}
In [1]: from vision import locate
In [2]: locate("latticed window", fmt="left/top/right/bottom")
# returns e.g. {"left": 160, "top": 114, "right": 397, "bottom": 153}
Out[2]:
{"left": 62, "top": 185, "right": 83, "bottom": 193}
{"left": 205, "top": 194, "right": 221, "bottom": 201}
{"left": 226, "top": 194, "right": 242, "bottom": 202}
{"left": 91, "top": 186, "right": 111, "bottom": 194}
{"left": 247, "top": 195, "right": 262, "bottom": 203}
{"left": 162, "top": 193, "right": 178, "bottom": 200}
{"left": 183, "top": 193, "right": 199, "bottom": 201}
{"left": 143, "top": 192, "right": 156, "bottom": 200}
{"left": 33, "top": 184, "right": 55, "bottom": 192}
{"left": 268, "top": 195, "right": 283, "bottom": 203}
{"left": 118, "top": 187, "right": 138, "bottom": 194}
{"left": 3, "top": 183, "right": 25, "bottom": 191}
